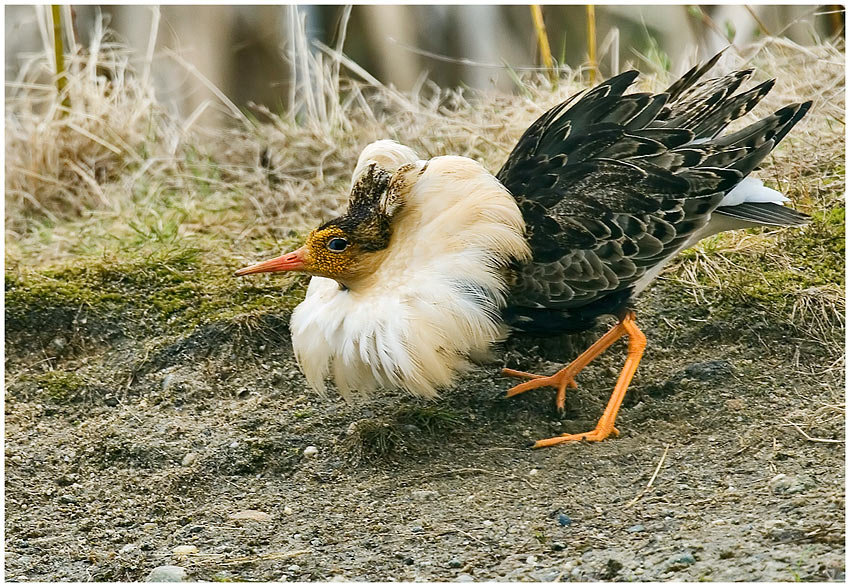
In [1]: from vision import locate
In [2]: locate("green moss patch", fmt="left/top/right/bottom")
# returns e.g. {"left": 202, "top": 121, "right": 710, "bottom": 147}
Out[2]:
{"left": 15, "top": 370, "right": 92, "bottom": 404}
{"left": 661, "top": 206, "right": 845, "bottom": 351}
{"left": 6, "top": 243, "right": 308, "bottom": 350}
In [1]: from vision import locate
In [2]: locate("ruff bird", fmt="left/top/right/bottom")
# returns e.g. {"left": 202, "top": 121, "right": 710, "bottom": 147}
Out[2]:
{"left": 237, "top": 54, "right": 811, "bottom": 447}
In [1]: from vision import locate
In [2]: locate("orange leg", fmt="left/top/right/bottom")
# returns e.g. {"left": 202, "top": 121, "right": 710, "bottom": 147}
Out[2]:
{"left": 532, "top": 312, "right": 646, "bottom": 447}
{"left": 502, "top": 317, "right": 630, "bottom": 411}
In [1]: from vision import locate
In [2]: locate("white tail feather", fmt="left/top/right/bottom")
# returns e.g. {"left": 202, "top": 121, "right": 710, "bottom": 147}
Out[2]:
{"left": 719, "top": 176, "right": 788, "bottom": 207}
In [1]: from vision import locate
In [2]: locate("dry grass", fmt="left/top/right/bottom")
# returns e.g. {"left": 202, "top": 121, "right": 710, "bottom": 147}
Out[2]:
{"left": 5, "top": 25, "right": 179, "bottom": 232}
{"left": 4, "top": 18, "right": 845, "bottom": 353}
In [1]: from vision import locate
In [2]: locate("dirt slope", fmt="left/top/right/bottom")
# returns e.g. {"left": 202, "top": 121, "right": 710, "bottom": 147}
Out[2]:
{"left": 5, "top": 267, "right": 844, "bottom": 581}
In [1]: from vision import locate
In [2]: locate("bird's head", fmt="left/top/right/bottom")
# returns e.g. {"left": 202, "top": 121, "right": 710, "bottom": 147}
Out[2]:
{"left": 235, "top": 161, "right": 420, "bottom": 287}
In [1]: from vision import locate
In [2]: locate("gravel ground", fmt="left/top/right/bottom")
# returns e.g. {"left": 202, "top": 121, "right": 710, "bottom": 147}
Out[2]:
{"left": 5, "top": 282, "right": 844, "bottom": 582}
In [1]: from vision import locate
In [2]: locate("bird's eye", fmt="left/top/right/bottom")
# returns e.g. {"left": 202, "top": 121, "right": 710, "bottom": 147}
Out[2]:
{"left": 326, "top": 237, "right": 349, "bottom": 252}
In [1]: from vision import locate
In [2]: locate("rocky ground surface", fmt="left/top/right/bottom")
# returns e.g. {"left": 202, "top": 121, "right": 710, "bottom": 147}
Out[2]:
{"left": 5, "top": 275, "right": 844, "bottom": 582}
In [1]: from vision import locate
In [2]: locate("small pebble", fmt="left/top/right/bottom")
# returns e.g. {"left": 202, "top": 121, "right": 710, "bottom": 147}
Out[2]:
{"left": 287, "top": 564, "right": 301, "bottom": 572}
{"left": 551, "top": 542, "right": 566, "bottom": 551}
{"left": 147, "top": 565, "right": 187, "bottom": 582}
{"left": 411, "top": 526, "right": 424, "bottom": 533}
{"left": 119, "top": 543, "right": 137, "bottom": 554}
{"left": 665, "top": 551, "right": 696, "bottom": 570}
{"left": 284, "top": 506, "right": 293, "bottom": 515}
{"left": 172, "top": 545, "right": 198, "bottom": 556}
{"left": 526, "top": 555, "right": 538, "bottom": 565}
{"left": 455, "top": 573, "right": 475, "bottom": 582}
{"left": 59, "top": 494, "right": 77, "bottom": 504}
{"left": 411, "top": 490, "right": 438, "bottom": 502}
{"left": 181, "top": 452, "right": 198, "bottom": 467}
{"left": 229, "top": 509, "right": 272, "bottom": 522}
{"left": 528, "top": 468, "right": 539, "bottom": 476}
{"left": 557, "top": 513, "right": 572, "bottom": 527}
{"left": 626, "top": 524, "right": 645, "bottom": 533}
{"left": 303, "top": 446, "right": 319, "bottom": 458}
{"left": 448, "top": 558, "right": 463, "bottom": 568}
{"left": 228, "top": 441, "right": 239, "bottom": 449}
{"left": 142, "top": 523, "right": 157, "bottom": 532}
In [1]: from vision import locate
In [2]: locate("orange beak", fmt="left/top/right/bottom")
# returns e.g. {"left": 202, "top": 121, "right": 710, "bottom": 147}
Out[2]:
{"left": 235, "top": 246, "right": 308, "bottom": 276}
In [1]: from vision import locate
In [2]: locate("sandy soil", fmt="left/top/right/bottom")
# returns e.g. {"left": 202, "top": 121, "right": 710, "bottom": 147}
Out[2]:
{"left": 5, "top": 277, "right": 844, "bottom": 582}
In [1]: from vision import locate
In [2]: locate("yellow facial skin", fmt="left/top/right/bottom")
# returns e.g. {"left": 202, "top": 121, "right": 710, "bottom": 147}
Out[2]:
{"left": 302, "top": 226, "right": 360, "bottom": 280}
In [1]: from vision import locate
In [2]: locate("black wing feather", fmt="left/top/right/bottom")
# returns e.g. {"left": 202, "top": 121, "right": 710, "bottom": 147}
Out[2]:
{"left": 499, "top": 55, "right": 810, "bottom": 330}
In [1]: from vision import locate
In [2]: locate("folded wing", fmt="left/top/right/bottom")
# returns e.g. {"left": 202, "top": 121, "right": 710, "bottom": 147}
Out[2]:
{"left": 498, "top": 56, "right": 810, "bottom": 331}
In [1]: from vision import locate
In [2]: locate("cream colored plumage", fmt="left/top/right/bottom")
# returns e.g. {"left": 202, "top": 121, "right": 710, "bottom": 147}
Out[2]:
{"left": 290, "top": 143, "right": 530, "bottom": 399}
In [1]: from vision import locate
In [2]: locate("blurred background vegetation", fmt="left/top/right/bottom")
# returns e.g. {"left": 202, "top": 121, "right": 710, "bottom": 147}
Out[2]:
{"left": 5, "top": 4, "right": 844, "bottom": 126}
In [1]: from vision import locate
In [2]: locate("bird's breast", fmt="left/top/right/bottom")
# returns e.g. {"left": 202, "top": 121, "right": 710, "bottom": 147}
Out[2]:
{"left": 289, "top": 264, "right": 510, "bottom": 400}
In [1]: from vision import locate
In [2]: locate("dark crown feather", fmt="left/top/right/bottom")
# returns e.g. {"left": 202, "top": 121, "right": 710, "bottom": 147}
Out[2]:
{"left": 320, "top": 162, "right": 414, "bottom": 252}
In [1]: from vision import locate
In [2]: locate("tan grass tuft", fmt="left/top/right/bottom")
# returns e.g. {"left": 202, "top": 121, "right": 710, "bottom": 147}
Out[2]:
{"left": 5, "top": 22, "right": 179, "bottom": 233}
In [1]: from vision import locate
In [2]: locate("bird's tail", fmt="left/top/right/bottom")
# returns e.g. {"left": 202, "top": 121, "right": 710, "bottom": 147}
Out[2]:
{"left": 710, "top": 100, "right": 812, "bottom": 227}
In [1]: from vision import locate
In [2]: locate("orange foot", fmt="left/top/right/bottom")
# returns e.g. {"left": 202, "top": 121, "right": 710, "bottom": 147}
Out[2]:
{"left": 502, "top": 311, "right": 647, "bottom": 449}
{"left": 532, "top": 426, "right": 620, "bottom": 448}
{"left": 501, "top": 367, "right": 578, "bottom": 412}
